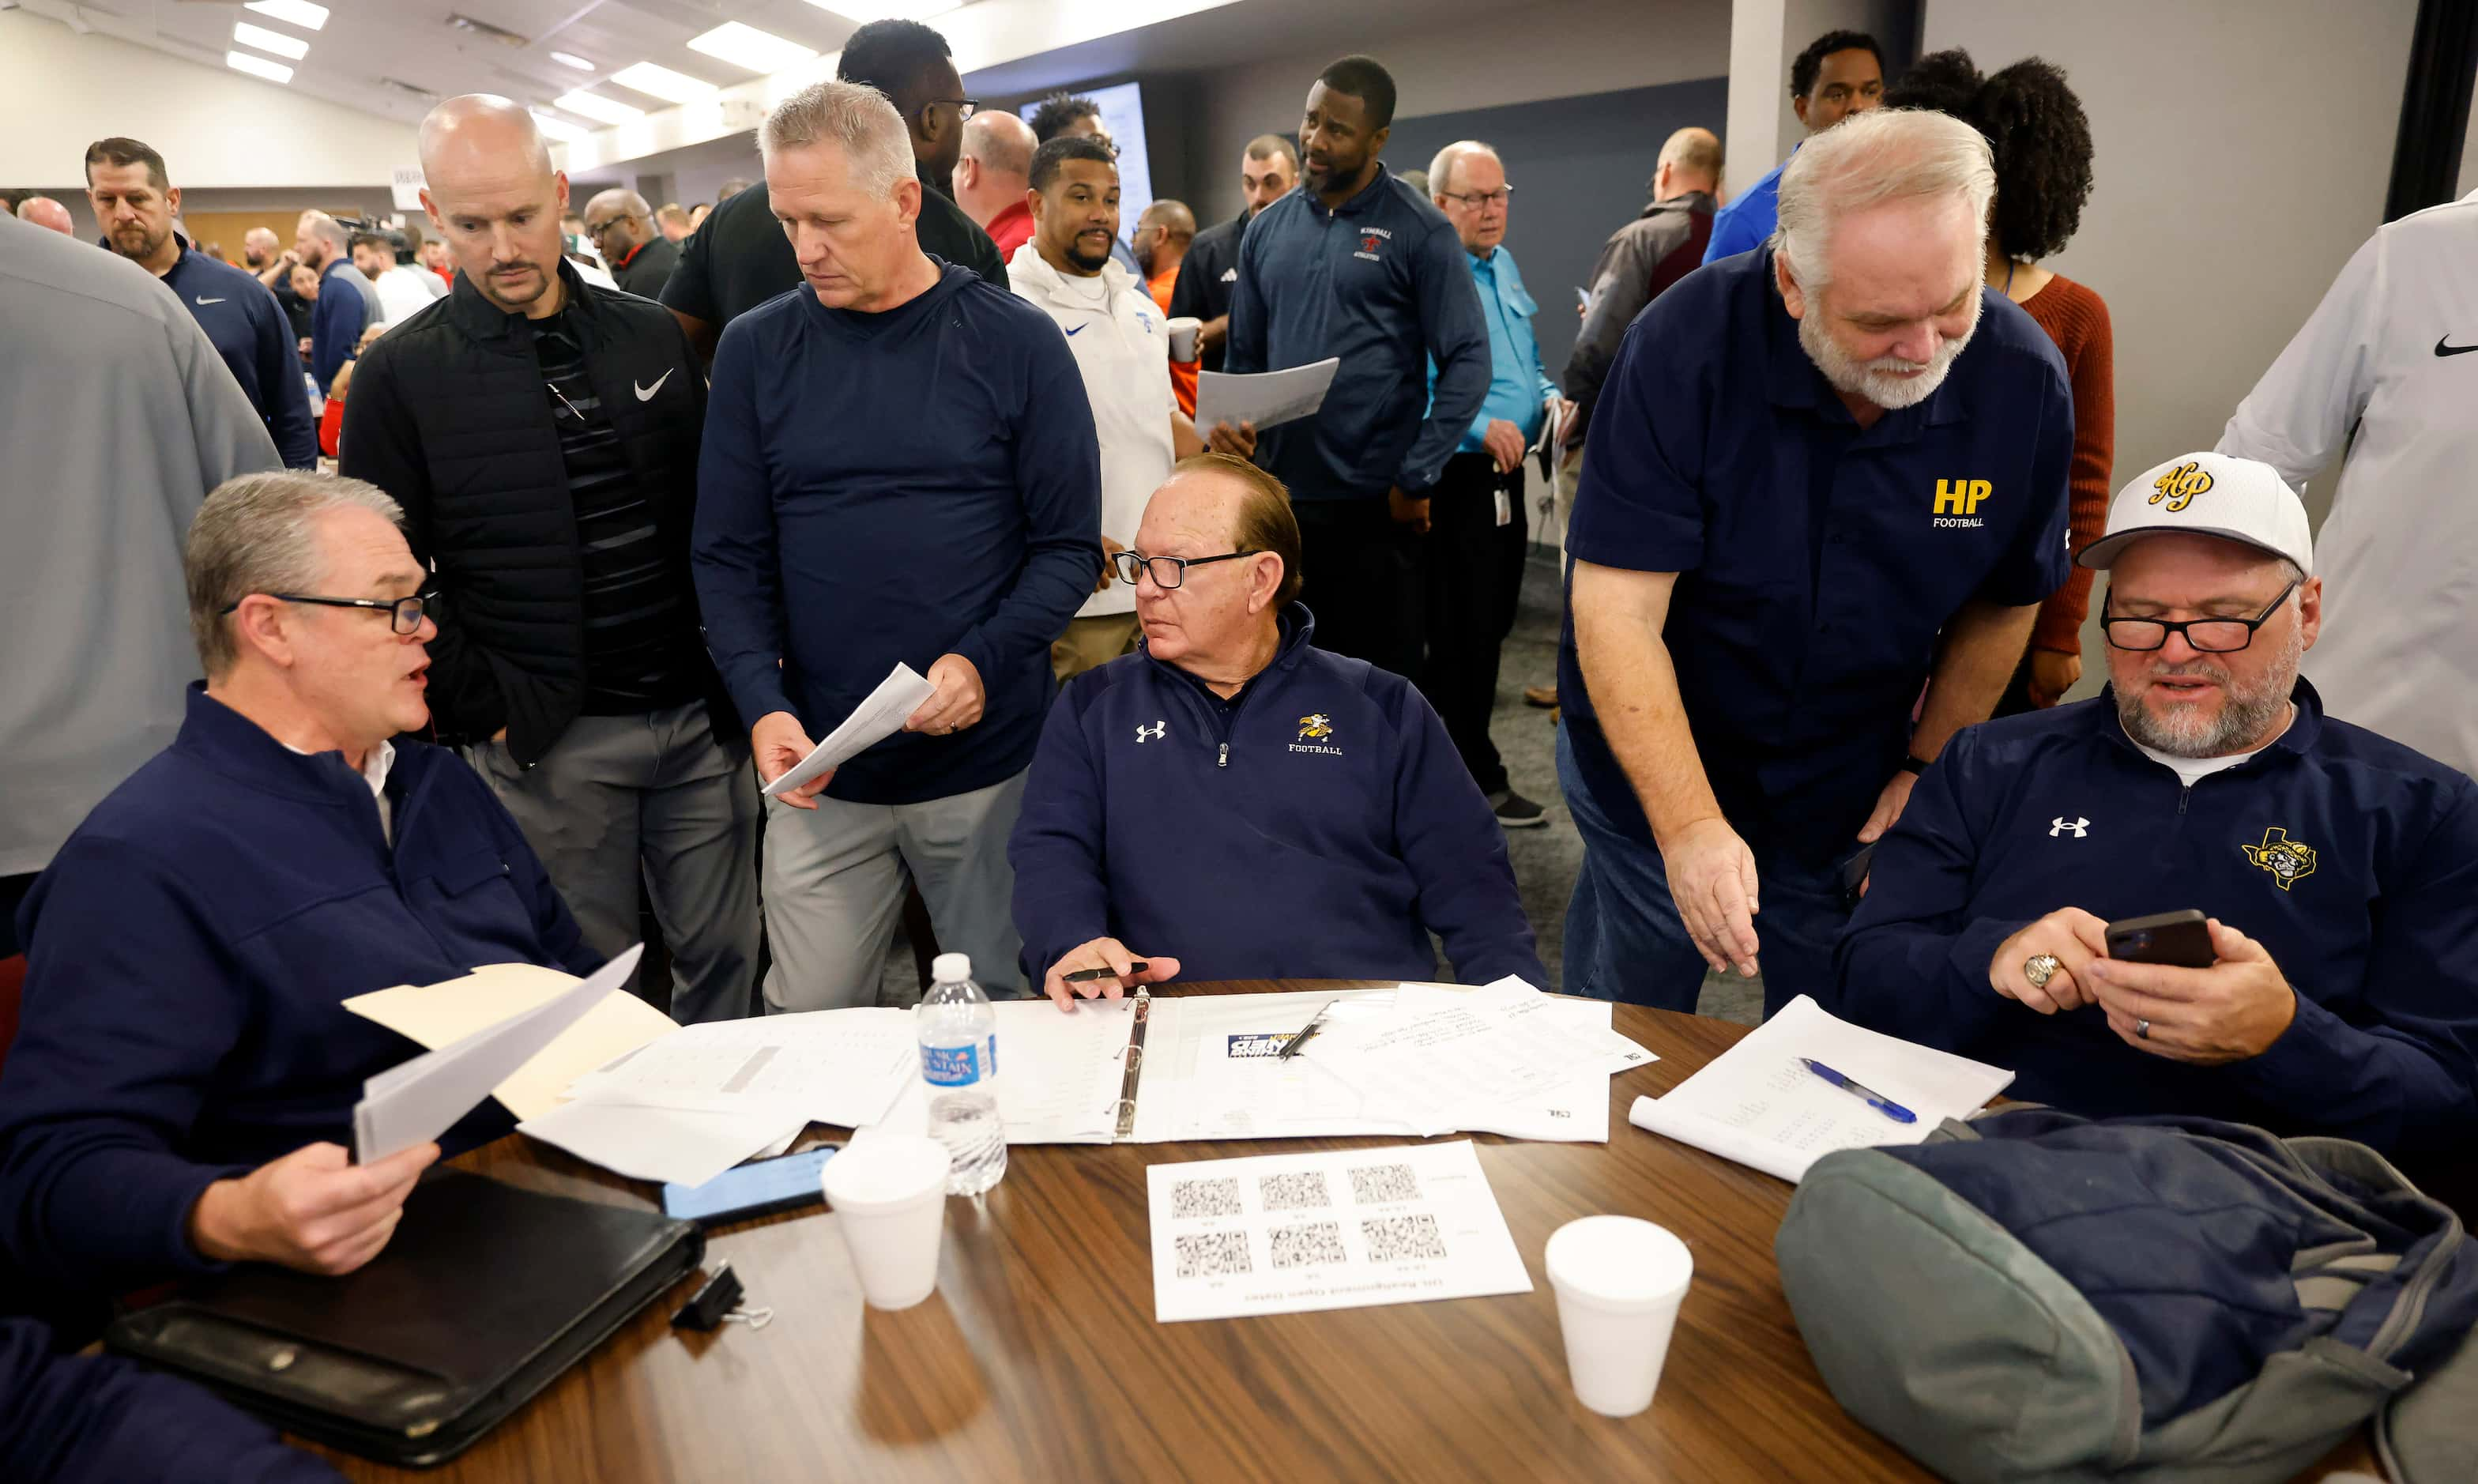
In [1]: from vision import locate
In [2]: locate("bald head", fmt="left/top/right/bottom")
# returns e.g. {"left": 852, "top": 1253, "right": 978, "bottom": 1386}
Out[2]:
{"left": 582, "top": 186, "right": 653, "bottom": 259}
{"left": 418, "top": 92, "right": 570, "bottom": 319}
{"left": 243, "top": 225, "right": 281, "bottom": 267}
{"left": 955, "top": 108, "right": 1038, "bottom": 232}
{"left": 17, "top": 196, "right": 73, "bottom": 235}
{"left": 1655, "top": 126, "right": 1723, "bottom": 200}
{"left": 1138, "top": 199, "right": 1193, "bottom": 239}
{"left": 1133, "top": 198, "right": 1195, "bottom": 278}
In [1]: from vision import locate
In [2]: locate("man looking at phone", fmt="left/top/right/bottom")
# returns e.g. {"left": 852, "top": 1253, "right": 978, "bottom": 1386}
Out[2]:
{"left": 1836, "top": 453, "right": 2478, "bottom": 1158}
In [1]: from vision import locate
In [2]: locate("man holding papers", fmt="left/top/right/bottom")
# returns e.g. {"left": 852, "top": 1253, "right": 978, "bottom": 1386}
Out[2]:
{"left": 0, "top": 473, "right": 596, "bottom": 1301}
{"left": 1010, "top": 456, "right": 1545, "bottom": 1006}
{"left": 1837, "top": 455, "right": 2478, "bottom": 1158}
{"left": 695, "top": 82, "right": 1101, "bottom": 1010}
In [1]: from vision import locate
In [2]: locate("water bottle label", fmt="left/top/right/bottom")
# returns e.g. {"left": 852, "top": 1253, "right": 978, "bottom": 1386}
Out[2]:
{"left": 922, "top": 1036, "right": 995, "bottom": 1087}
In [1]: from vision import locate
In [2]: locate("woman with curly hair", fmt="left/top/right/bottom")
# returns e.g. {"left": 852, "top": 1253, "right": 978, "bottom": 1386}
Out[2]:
{"left": 1892, "top": 51, "right": 2113, "bottom": 714}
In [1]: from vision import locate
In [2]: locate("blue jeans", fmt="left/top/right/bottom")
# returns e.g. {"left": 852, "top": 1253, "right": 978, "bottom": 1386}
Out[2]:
{"left": 1556, "top": 726, "right": 1851, "bottom": 1016}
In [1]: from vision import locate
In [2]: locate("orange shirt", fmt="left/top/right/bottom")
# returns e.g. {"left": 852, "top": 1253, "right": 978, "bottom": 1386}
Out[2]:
{"left": 1148, "top": 266, "right": 1197, "bottom": 418}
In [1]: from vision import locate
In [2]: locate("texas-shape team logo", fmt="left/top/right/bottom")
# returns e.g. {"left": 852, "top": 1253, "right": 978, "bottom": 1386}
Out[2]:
{"left": 2242, "top": 827, "right": 2317, "bottom": 891}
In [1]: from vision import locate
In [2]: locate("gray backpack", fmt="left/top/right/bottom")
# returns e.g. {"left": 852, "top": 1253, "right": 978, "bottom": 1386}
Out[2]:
{"left": 1775, "top": 1109, "right": 2478, "bottom": 1483}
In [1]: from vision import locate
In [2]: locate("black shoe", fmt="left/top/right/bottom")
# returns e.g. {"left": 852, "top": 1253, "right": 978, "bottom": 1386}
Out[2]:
{"left": 1488, "top": 789, "right": 1550, "bottom": 828}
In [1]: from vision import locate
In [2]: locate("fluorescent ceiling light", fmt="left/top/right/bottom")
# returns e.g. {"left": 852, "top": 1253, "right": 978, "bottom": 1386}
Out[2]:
{"left": 800, "top": 0, "right": 959, "bottom": 21}
{"left": 242, "top": 0, "right": 328, "bottom": 32}
{"left": 550, "top": 51, "right": 597, "bottom": 72}
{"left": 226, "top": 50, "right": 295, "bottom": 84}
{"left": 232, "top": 21, "right": 310, "bottom": 60}
{"left": 608, "top": 61, "right": 718, "bottom": 104}
{"left": 530, "top": 110, "right": 590, "bottom": 142}
{"left": 687, "top": 21, "right": 819, "bottom": 73}
{"left": 554, "top": 89, "right": 646, "bottom": 125}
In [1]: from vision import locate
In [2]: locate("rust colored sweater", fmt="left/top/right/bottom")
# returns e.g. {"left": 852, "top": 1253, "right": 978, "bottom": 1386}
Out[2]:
{"left": 2016, "top": 271, "right": 2115, "bottom": 653}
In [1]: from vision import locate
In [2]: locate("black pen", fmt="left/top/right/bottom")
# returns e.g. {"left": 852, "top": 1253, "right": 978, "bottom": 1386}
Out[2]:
{"left": 1064, "top": 962, "right": 1148, "bottom": 983}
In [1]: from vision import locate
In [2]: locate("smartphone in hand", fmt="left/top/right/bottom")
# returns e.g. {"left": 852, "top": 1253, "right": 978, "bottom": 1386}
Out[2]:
{"left": 2104, "top": 910, "right": 2215, "bottom": 969}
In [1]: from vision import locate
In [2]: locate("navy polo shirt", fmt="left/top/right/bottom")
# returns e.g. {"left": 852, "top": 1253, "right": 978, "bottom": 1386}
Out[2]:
{"left": 1557, "top": 250, "right": 2072, "bottom": 866}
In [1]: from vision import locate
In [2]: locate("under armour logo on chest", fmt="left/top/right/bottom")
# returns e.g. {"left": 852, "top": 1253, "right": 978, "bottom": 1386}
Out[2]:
{"left": 1135, "top": 721, "right": 1166, "bottom": 744}
{"left": 2050, "top": 816, "right": 2089, "bottom": 838}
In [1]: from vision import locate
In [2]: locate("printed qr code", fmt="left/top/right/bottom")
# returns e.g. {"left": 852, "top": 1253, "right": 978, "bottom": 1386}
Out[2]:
{"left": 1171, "top": 1177, "right": 1243, "bottom": 1221}
{"left": 1269, "top": 1220, "right": 1348, "bottom": 1269}
{"left": 1349, "top": 1162, "right": 1422, "bottom": 1204}
{"left": 1257, "top": 1170, "right": 1331, "bottom": 1212}
{"left": 1361, "top": 1213, "right": 1450, "bottom": 1263}
{"left": 1174, "top": 1230, "right": 1254, "bottom": 1279}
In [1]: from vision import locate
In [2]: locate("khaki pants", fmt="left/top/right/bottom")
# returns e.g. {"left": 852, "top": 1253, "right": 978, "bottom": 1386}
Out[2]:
{"left": 1050, "top": 612, "right": 1141, "bottom": 684}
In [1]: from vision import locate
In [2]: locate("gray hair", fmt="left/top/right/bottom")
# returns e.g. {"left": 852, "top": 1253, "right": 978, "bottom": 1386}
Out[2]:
{"left": 1426, "top": 140, "right": 1498, "bottom": 198}
{"left": 186, "top": 472, "right": 405, "bottom": 676}
{"left": 759, "top": 80, "right": 914, "bottom": 202}
{"left": 1773, "top": 108, "right": 1993, "bottom": 290}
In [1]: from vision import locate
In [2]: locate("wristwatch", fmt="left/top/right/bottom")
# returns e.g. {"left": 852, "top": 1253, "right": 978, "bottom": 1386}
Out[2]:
{"left": 1897, "top": 755, "right": 1932, "bottom": 775}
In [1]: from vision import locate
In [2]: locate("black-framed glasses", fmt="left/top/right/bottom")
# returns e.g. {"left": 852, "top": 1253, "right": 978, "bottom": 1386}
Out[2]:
{"left": 2101, "top": 577, "right": 2300, "bottom": 653}
{"left": 1109, "top": 549, "right": 1259, "bottom": 589}
{"left": 928, "top": 97, "right": 979, "bottom": 122}
{"left": 1440, "top": 186, "right": 1515, "bottom": 209}
{"left": 220, "top": 591, "right": 440, "bottom": 635}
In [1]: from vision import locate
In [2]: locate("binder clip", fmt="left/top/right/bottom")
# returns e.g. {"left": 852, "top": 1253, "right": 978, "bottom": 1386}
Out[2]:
{"left": 672, "top": 1260, "right": 773, "bottom": 1332}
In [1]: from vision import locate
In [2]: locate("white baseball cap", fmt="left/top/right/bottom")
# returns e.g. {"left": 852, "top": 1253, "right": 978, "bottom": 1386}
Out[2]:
{"left": 2077, "top": 452, "right": 2314, "bottom": 574}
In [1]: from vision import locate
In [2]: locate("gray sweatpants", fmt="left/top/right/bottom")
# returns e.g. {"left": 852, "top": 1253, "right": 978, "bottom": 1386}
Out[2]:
{"left": 760, "top": 770, "right": 1027, "bottom": 1012}
{"left": 473, "top": 701, "right": 761, "bottom": 1023}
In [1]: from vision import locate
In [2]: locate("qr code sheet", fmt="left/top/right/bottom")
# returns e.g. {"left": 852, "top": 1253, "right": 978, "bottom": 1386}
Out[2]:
{"left": 1258, "top": 1170, "right": 1331, "bottom": 1212}
{"left": 1361, "top": 1213, "right": 1450, "bottom": 1263}
{"left": 1171, "top": 1177, "right": 1242, "bottom": 1221}
{"left": 1174, "top": 1230, "right": 1254, "bottom": 1279}
{"left": 1269, "top": 1221, "right": 1348, "bottom": 1269}
{"left": 1349, "top": 1162, "right": 1422, "bottom": 1204}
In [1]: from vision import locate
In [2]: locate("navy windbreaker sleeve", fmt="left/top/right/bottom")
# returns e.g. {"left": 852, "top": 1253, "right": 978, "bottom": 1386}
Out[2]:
{"left": 252, "top": 284, "right": 317, "bottom": 469}
{"left": 691, "top": 321, "right": 794, "bottom": 730}
{"left": 1395, "top": 223, "right": 1489, "bottom": 494}
{"left": 1388, "top": 685, "right": 1546, "bottom": 986}
{"left": 2224, "top": 787, "right": 2478, "bottom": 1154}
{"left": 1007, "top": 684, "right": 1115, "bottom": 981}
{"left": 1832, "top": 733, "right": 2035, "bottom": 1047}
{"left": 948, "top": 326, "right": 1102, "bottom": 688}
{"left": 309, "top": 275, "right": 357, "bottom": 395}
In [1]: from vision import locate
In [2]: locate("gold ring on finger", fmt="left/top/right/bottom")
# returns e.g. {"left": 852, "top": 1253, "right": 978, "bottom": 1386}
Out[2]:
{"left": 2023, "top": 954, "right": 2062, "bottom": 991}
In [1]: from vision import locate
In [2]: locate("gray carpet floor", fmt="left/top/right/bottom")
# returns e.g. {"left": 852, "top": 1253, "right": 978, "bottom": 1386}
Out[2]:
{"left": 877, "top": 551, "right": 1763, "bottom": 1026}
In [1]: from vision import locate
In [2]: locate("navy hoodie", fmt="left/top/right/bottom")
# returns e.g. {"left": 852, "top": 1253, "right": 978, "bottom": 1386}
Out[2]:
{"left": 1009, "top": 607, "right": 1545, "bottom": 988}
{"left": 1836, "top": 682, "right": 2478, "bottom": 1157}
{"left": 0, "top": 687, "right": 593, "bottom": 1297}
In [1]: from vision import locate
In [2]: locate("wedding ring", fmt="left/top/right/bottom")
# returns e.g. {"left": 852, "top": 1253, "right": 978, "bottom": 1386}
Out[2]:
{"left": 2137, "top": 1018, "right": 2152, "bottom": 1040}
{"left": 2022, "top": 954, "right": 2062, "bottom": 991}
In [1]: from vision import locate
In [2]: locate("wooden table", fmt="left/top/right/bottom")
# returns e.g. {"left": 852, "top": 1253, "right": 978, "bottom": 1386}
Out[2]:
{"left": 306, "top": 981, "right": 2378, "bottom": 1482}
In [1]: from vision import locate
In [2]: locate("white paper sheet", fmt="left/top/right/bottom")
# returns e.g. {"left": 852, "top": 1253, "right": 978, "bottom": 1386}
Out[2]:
{"left": 1628, "top": 994, "right": 2014, "bottom": 1182}
{"left": 991, "top": 996, "right": 1136, "bottom": 1143}
{"left": 353, "top": 944, "right": 642, "bottom": 1162}
{"left": 760, "top": 663, "right": 936, "bottom": 799}
{"left": 1194, "top": 356, "right": 1341, "bottom": 433}
{"left": 565, "top": 1008, "right": 916, "bottom": 1128}
{"left": 1147, "top": 1140, "right": 1531, "bottom": 1322}
{"left": 341, "top": 961, "right": 681, "bottom": 1121}
{"left": 517, "top": 1098, "right": 808, "bottom": 1187}
{"left": 1131, "top": 989, "right": 1419, "bottom": 1143}
{"left": 1305, "top": 978, "right": 1643, "bottom": 1134}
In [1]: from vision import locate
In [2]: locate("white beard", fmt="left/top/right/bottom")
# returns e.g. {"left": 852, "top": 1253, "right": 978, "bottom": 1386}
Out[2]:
{"left": 1797, "top": 286, "right": 1981, "bottom": 409}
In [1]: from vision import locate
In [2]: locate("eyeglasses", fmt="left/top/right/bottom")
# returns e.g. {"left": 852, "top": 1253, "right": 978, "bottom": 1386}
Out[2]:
{"left": 928, "top": 97, "right": 979, "bottom": 122}
{"left": 582, "top": 217, "right": 625, "bottom": 240}
{"left": 2100, "top": 577, "right": 2300, "bottom": 653}
{"left": 1109, "top": 549, "right": 1259, "bottom": 589}
{"left": 1440, "top": 186, "right": 1514, "bottom": 209}
{"left": 220, "top": 591, "right": 441, "bottom": 634}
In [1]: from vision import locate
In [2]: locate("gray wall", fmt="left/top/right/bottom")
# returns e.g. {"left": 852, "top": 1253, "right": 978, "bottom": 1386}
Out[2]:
{"left": 1388, "top": 76, "right": 1732, "bottom": 382}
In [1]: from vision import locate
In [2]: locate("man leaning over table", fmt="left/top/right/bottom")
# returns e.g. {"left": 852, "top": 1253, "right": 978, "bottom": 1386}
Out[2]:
{"left": 1836, "top": 454, "right": 2478, "bottom": 1159}
{"left": 0, "top": 473, "right": 597, "bottom": 1305}
{"left": 1009, "top": 454, "right": 1546, "bottom": 1008}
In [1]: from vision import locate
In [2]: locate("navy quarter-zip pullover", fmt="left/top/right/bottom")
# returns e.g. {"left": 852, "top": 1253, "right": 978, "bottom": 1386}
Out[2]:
{"left": 1836, "top": 682, "right": 2478, "bottom": 1157}
{"left": 144, "top": 238, "right": 317, "bottom": 468}
{"left": 1009, "top": 607, "right": 1545, "bottom": 988}
{"left": 0, "top": 688, "right": 594, "bottom": 1298}
{"left": 1224, "top": 167, "right": 1490, "bottom": 499}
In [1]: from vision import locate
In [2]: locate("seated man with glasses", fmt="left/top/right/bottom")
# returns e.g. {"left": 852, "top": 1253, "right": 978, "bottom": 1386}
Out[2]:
{"left": 1009, "top": 454, "right": 1546, "bottom": 1008}
{"left": 1835, "top": 453, "right": 2478, "bottom": 1158}
{"left": 0, "top": 473, "right": 597, "bottom": 1305}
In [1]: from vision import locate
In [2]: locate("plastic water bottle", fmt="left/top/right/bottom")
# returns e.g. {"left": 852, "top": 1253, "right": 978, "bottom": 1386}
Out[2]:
{"left": 917, "top": 952, "right": 1007, "bottom": 1196}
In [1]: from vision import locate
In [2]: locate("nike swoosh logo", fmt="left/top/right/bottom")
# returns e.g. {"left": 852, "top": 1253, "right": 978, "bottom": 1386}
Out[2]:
{"left": 1064, "top": 324, "right": 1086, "bottom": 337}
{"left": 2438, "top": 337, "right": 2478, "bottom": 357}
{"left": 195, "top": 296, "right": 227, "bottom": 305}
{"left": 634, "top": 370, "right": 673, "bottom": 400}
